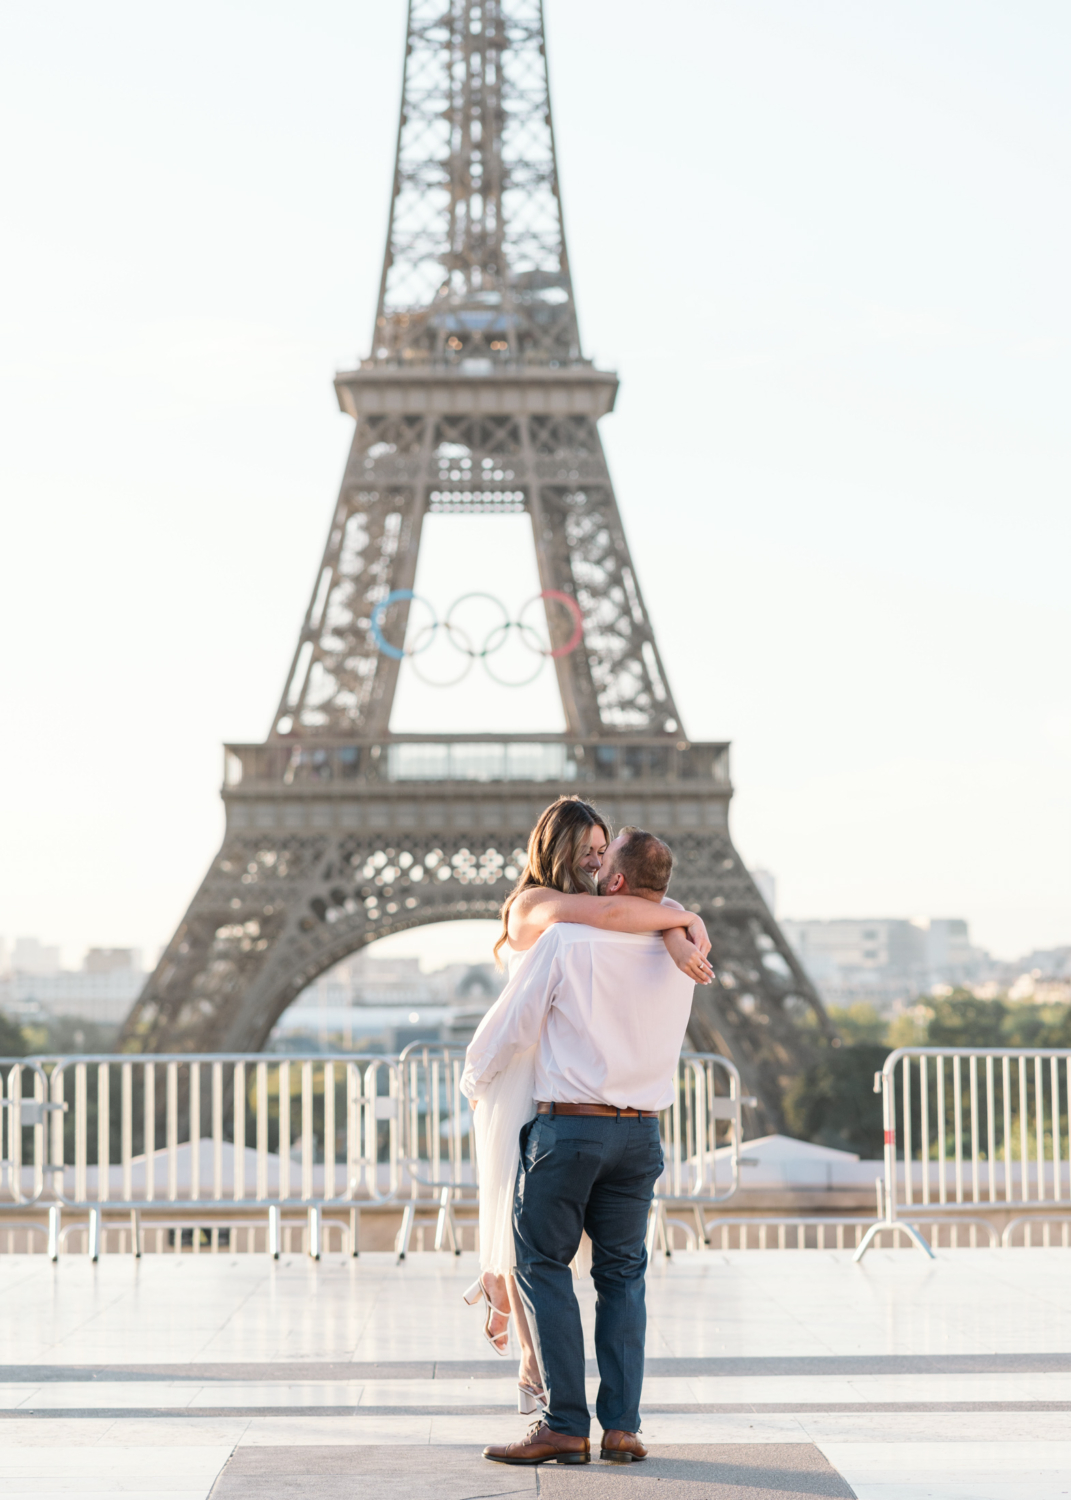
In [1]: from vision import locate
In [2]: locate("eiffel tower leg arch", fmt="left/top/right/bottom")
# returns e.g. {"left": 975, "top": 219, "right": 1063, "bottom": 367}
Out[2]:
{"left": 123, "top": 815, "right": 535, "bottom": 1055}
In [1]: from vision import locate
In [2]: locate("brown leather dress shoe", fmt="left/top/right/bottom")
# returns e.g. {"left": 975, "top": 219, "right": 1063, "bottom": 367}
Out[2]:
{"left": 483, "top": 1421, "right": 591, "bottom": 1465}
{"left": 600, "top": 1429, "right": 648, "bottom": 1462}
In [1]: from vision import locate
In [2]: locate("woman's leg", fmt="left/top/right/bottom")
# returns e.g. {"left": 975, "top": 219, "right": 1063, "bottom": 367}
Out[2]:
{"left": 482, "top": 1271, "right": 511, "bottom": 1348}
{"left": 508, "top": 1273, "right": 543, "bottom": 1390}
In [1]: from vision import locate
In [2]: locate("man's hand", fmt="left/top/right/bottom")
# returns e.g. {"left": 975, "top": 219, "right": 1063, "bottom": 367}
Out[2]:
{"left": 685, "top": 913, "right": 711, "bottom": 958}
{"left": 664, "top": 927, "right": 714, "bottom": 985}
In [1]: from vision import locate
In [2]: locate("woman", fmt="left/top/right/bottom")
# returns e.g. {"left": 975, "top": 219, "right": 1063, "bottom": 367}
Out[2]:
{"left": 463, "top": 795, "right": 712, "bottom": 1412}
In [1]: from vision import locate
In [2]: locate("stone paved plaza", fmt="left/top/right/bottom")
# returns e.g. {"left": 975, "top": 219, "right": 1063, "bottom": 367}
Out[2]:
{"left": 1, "top": 1247, "right": 1070, "bottom": 1498}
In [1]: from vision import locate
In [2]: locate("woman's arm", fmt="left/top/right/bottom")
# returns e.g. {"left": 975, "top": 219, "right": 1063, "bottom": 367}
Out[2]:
{"left": 461, "top": 933, "right": 562, "bottom": 1102}
{"left": 663, "top": 926, "right": 715, "bottom": 984}
{"left": 508, "top": 887, "right": 710, "bottom": 955}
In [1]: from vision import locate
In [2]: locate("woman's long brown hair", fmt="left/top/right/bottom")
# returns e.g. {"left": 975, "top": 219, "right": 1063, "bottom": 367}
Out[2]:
{"left": 494, "top": 795, "right": 611, "bottom": 964}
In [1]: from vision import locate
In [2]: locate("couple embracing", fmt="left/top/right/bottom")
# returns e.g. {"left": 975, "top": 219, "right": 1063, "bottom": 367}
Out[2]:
{"left": 460, "top": 794, "right": 714, "bottom": 1466}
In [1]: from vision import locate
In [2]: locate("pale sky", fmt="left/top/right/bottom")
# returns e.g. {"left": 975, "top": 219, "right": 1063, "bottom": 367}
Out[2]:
{"left": 1, "top": 1, "right": 1069, "bottom": 971}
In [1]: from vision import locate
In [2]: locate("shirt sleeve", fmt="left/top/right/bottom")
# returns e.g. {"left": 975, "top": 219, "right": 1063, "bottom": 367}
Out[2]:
{"left": 460, "top": 930, "right": 563, "bottom": 1102}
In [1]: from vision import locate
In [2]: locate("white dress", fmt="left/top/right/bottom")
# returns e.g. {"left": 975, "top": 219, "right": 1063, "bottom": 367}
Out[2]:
{"left": 473, "top": 948, "right": 537, "bottom": 1276}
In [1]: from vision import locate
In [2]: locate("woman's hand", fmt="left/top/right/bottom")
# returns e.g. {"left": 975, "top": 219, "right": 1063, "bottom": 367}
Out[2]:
{"left": 684, "top": 913, "right": 711, "bottom": 958}
{"left": 663, "top": 927, "right": 714, "bottom": 984}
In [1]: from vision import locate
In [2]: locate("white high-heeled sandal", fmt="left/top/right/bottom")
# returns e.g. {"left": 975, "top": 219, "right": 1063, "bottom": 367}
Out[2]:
{"left": 517, "top": 1376, "right": 547, "bottom": 1415}
{"left": 462, "top": 1274, "right": 510, "bottom": 1356}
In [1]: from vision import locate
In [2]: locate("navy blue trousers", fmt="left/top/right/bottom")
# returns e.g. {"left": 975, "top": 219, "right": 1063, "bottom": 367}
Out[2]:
{"left": 512, "top": 1111, "right": 663, "bottom": 1437}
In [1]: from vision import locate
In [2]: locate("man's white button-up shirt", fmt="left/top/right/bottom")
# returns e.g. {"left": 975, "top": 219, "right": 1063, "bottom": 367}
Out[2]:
{"left": 460, "top": 923, "right": 695, "bottom": 1112}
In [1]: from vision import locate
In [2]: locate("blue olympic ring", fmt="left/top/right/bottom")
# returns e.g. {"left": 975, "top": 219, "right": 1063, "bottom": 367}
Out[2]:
{"left": 370, "top": 591, "right": 426, "bottom": 660}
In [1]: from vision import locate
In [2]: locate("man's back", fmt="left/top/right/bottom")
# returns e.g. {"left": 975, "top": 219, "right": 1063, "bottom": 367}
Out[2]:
{"left": 529, "top": 923, "right": 694, "bottom": 1111}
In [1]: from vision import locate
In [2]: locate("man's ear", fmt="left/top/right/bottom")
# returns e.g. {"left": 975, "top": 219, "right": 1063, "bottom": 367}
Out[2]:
{"left": 604, "top": 870, "right": 626, "bottom": 895}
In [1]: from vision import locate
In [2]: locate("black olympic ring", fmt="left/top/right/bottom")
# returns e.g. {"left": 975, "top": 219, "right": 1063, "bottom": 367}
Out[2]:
{"left": 369, "top": 589, "right": 584, "bottom": 688}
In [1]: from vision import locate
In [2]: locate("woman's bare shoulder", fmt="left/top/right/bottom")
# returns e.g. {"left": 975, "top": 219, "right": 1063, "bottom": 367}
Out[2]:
{"left": 505, "top": 921, "right": 561, "bottom": 955}
{"left": 506, "top": 885, "right": 557, "bottom": 950}
{"left": 510, "top": 885, "right": 552, "bottom": 915}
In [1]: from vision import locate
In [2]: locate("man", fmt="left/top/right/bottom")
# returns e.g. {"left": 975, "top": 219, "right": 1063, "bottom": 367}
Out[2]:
{"left": 461, "top": 828, "right": 700, "bottom": 1466}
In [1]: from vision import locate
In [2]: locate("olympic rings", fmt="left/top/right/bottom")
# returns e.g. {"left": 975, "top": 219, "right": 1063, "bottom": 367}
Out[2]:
{"left": 368, "top": 589, "right": 585, "bottom": 688}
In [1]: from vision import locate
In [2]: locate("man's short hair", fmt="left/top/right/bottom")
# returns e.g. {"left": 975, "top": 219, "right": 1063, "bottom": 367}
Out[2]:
{"left": 610, "top": 827, "right": 674, "bottom": 894}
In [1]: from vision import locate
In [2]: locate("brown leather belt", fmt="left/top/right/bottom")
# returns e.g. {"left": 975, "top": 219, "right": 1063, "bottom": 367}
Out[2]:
{"left": 536, "top": 1102, "right": 658, "bottom": 1118}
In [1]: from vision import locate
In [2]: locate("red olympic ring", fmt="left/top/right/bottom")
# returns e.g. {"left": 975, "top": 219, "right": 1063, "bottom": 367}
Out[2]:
{"left": 533, "top": 590, "right": 585, "bottom": 658}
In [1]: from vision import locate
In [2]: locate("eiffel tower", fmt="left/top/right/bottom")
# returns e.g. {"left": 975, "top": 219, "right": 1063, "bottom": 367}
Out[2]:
{"left": 120, "top": 0, "right": 835, "bottom": 1128}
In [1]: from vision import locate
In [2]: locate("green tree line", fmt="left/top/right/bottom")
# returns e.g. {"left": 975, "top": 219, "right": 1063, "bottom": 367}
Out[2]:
{"left": 784, "top": 991, "right": 1071, "bottom": 1159}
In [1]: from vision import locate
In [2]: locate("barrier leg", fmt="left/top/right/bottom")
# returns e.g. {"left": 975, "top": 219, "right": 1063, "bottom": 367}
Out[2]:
{"left": 434, "top": 1188, "right": 449, "bottom": 1251}
{"left": 852, "top": 1223, "right": 882, "bottom": 1262}
{"left": 692, "top": 1205, "right": 708, "bottom": 1248}
{"left": 350, "top": 1207, "right": 360, "bottom": 1257}
{"left": 130, "top": 1208, "right": 141, "bottom": 1259}
{"left": 396, "top": 1203, "right": 415, "bottom": 1261}
{"left": 308, "top": 1205, "right": 321, "bottom": 1262}
{"left": 853, "top": 1219, "right": 936, "bottom": 1264}
{"left": 658, "top": 1203, "right": 671, "bottom": 1258}
{"left": 268, "top": 1204, "right": 280, "bottom": 1260}
{"left": 434, "top": 1187, "right": 460, "bottom": 1255}
{"left": 646, "top": 1200, "right": 668, "bottom": 1258}
{"left": 899, "top": 1221, "right": 936, "bottom": 1259}
{"left": 88, "top": 1207, "right": 100, "bottom": 1263}
{"left": 48, "top": 1206, "right": 60, "bottom": 1263}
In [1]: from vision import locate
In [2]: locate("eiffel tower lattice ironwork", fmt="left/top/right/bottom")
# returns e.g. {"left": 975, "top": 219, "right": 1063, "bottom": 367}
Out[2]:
{"left": 120, "top": 0, "right": 835, "bottom": 1128}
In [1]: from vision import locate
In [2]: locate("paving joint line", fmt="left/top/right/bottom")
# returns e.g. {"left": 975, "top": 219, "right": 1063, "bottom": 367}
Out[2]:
{"left": 5, "top": 1353, "right": 1071, "bottom": 1381}
{"left": 5, "top": 1400, "right": 1071, "bottom": 1419}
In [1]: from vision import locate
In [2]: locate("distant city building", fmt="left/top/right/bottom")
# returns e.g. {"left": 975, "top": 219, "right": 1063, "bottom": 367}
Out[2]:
{"left": 84, "top": 947, "right": 142, "bottom": 975}
{"left": 0, "top": 939, "right": 144, "bottom": 1025}
{"left": 780, "top": 919, "right": 924, "bottom": 1002}
{"left": 1013, "top": 947, "right": 1071, "bottom": 981}
{"left": 290, "top": 953, "right": 478, "bottom": 1009}
{"left": 2, "top": 969, "right": 145, "bottom": 1024}
{"left": 1007, "top": 971, "right": 1071, "bottom": 1005}
{"left": 924, "top": 920, "right": 976, "bottom": 980}
{"left": 274, "top": 952, "right": 505, "bottom": 1052}
{"left": 780, "top": 917, "right": 988, "bottom": 1005}
{"left": 12, "top": 937, "right": 61, "bottom": 975}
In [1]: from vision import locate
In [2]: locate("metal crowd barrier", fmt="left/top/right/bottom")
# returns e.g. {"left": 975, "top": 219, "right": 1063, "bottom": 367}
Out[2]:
{"left": 15, "top": 1045, "right": 1071, "bottom": 1261}
{"left": 646, "top": 1053, "right": 752, "bottom": 1255}
{"left": 396, "top": 1043, "right": 476, "bottom": 1258}
{"left": 0, "top": 1061, "right": 56, "bottom": 1206}
{"left": 1, "top": 1050, "right": 746, "bottom": 1260}
{"left": 0, "top": 1053, "right": 401, "bottom": 1259}
{"left": 857, "top": 1045, "right": 1071, "bottom": 1261}
{"left": 390, "top": 1047, "right": 750, "bottom": 1260}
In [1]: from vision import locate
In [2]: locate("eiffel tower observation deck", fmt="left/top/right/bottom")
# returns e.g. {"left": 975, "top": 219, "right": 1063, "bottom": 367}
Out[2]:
{"left": 120, "top": 0, "right": 834, "bottom": 1126}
